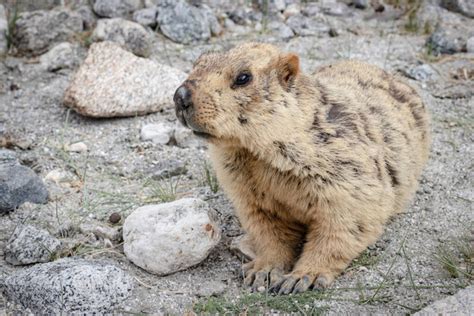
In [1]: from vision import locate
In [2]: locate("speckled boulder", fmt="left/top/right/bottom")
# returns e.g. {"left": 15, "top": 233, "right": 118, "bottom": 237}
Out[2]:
{"left": 5, "top": 225, "right": 61, "bottom": 265}
{"left": 123, "top": 198, "right": 221, "bottom": 275}
{"left": 1, "top": 258, "right": 134, "bottom": 314}
{"left": 63, "top": 41, "right": 186, "bottom": 118}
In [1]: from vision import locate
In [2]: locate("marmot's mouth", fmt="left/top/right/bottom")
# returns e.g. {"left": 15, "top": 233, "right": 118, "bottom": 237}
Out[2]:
{"left": 193, "top": 131, "right": 213, "bottom": 139}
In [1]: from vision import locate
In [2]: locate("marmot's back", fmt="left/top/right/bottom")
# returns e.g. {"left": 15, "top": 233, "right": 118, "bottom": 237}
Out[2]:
{"left": 313, "top": 60, "right": 430, "bottom": 212}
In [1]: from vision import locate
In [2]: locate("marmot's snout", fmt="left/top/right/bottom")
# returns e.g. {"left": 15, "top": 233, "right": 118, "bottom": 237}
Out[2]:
{"left": 174, "top": 84, "right": 193, "bottom": 128}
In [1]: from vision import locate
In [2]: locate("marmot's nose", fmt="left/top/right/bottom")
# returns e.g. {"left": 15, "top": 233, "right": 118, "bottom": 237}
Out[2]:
{"left": 174, "top": 85, "right": 193, "bottom": 111}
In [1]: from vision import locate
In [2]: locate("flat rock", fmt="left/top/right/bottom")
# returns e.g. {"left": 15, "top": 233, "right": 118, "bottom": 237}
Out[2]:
{"left": 415, "top": 286, "right": 474, "bottom": 315}
{"left": 440, "top": 0, "right": 474, "bottom": 18}
{"left": 39, "top": 42, "right": 80, "bottom": 71}
{"left": 156, "top": 0, "right": 218, "bottom": 44}
{"left": 93, "top": 0, "right": 143, "bottom": 18}
{"left": 63, "top": 41, "right": 186, "bottom": 118}
{"left": 91, "top": 18, "right": 153, "bottom": 57}
{"left": 427, "top": 22, "right": 474, "bottom": 55}
{"left": 133, "top": 7, "right": 158, "bottom": 28}
{"left": 150, "top": 159, "right": 187, "bottom": 180}
{"left": 0, "top": 149, "right": 49, "bottom": 213}
{"left": 1, "top": 258, "right": 134, "bottom": 313}
{"left": 123, "top": 198, "right": 221, "bottom": 275}
{"left": 4, "top": 225, "right": 61, "bottom": 265}
{"left": 13, "top": 9, "right": 83, "bottom": 56}
{"left": 140, "top": 123, "right": 174, "bottom": 145}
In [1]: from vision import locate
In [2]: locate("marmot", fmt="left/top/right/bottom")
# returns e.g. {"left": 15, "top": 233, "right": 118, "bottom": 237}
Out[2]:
{"left": 174, "top": 43, "right": 430, "bottom": 294}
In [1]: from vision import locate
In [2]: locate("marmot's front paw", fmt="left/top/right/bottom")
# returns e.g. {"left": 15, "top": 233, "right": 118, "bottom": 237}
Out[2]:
{"left": 242, "top": 260, "right": 287, "bottom": 292}
{"left": 270, "top": 270, "right": 334, "bottom": 295}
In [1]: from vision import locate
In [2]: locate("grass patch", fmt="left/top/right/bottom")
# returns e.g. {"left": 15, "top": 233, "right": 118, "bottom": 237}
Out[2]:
{"left": 201, "top": 161, "right": 219, "bottom": 194}
{"left": 193, "top": 291, "right": 329, "bottom": 315}
{"left": 5, "top": 2, "right": 19, "bottom": 52}
{"left": 350, "top": 249, "right": 379, "bottom": 269}
{"left": 435, "top": 232, "right": 474, "bottom": 280}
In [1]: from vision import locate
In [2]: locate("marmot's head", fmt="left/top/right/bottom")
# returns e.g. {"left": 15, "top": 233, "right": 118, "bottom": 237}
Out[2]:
{"left": 174, "top": 43, "right": 301, "bottom": 145}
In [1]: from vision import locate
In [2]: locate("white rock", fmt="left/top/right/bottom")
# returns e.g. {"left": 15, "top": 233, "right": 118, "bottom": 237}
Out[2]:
{"left": 44, "top": 169, "right": 75, "bottom": 185}
{"left": 467, "top": 37, "right": 474, "bottom": 53}
{"left": 91, "top": 18, "right": 153, "bottom": 57}
{"left": 173, "top": 122, "right": 206, "bottom": 148}
{"left": 284, "top": 4, "right": 301, "bottom": 19}
{"left": 65, "top": 141, "right": 88, "bottom": 152}
{"left": 140, "top": 123, "right": 173, "bottom": 145}
{"left": 123, "top": 198, "right": 221, "bottom": 275}
{"left": 40, "top": 42, "right": 80, "bottom": 71}
{"left": 64, "top": 42, "right": 186, "bottom": 118}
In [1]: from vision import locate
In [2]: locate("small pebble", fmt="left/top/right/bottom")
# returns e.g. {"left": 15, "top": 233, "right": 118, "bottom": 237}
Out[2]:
{"left": 66, "top": 142, "right": 88, "bottom": 153}
{"left": 109, "top": 212, "right": 121, "bottom": 224}
{"left": 257, "top": 286, "right": 266, "bottom": 293}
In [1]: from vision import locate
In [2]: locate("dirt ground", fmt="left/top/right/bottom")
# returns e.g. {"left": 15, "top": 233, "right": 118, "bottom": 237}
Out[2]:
{"left": 0, "top": 3, "right": 473, "bottom": 315}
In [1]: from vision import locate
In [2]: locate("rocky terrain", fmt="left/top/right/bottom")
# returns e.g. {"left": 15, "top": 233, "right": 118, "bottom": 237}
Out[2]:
{"left": 0, "top": 0, "right": 473, "bottom": 314}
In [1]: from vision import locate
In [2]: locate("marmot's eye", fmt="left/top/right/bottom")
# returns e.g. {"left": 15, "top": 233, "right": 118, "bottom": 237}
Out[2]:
{"left": 234, "top": 73, "right": 252, "bottom": 87}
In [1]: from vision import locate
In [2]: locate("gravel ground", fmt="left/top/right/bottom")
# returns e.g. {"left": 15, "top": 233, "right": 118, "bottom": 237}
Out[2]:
{"left": 0, "top": 2, "right": 473, "bottom": 314}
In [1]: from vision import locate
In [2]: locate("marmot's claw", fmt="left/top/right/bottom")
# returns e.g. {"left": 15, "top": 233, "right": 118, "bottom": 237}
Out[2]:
{"left": 251, "top": 271, "right": 269, "bottom": 292}
{"left": 292, "top": 275, "right": 313, "bottom": 294}
{"left": 270, "top": 273, "right": 330, "bottom": 294}
{"left": 277, "top": 276, "right": 298, "bottom": 295}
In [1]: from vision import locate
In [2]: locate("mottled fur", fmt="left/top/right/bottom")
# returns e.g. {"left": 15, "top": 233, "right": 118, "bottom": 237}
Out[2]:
{"left": 175, "top": 43, "right": 430, "bottom": 294}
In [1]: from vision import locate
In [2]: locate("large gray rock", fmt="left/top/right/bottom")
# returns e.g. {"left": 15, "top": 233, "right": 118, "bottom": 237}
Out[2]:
{"left": 39, "top": 42, "right": 80, "bottom": 71}
{"left": 440, "top": 0, "right": 474, "bottom": 18}
{"left": 415, "top": 286, "right": 474, "bottom": 315}
{"left": 156, "top": 0, "right": 220, "bottom": 44}
{"left": 1, "top": 258, "right": 134, "bottom": 314}
{"left": 286, "top": 14, "right": 330, "bottom": 36}
{"left": 13, "top": 9, "right": 83, "bottom": 56}
{"left": 427, "top": 23, "right": 474, "bottom": 55}
{"left": 0, "top": 5, "right": 7, "bottom": 55}
{"left": 93, "top": 0, "right": 143, "bottom": 18}
{"left": 133, "top": 7, "right": 158, "bottom": 28}
{"left": 5, "top": 225, "right": 61, "bottom": 265}
{"left": 0, "top": 149, "right": 49, "bottom": 213}
{"left": 91, "top": 18, "right": 153, "bottom": 57}
{"left": 76, "top": 5, "right": 97, "bottom": 30}
{"left": 123, "top": 198, "right": 221, "bottom": 275}
{"left": 64, "top": 42, "right": 186, "bottom": 118}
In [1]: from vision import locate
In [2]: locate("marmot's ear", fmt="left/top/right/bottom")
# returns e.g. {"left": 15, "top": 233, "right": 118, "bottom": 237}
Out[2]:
{"left": 277, "top": 53, "right": 300, "bottom": 90}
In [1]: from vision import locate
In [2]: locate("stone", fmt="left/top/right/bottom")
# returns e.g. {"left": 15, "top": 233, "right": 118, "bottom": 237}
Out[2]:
{"left": 467, "top": 37, "right": 474, "bottom": 53}
{"left": 440, "top": 0, "right": 474, "bottom": 18}
{"left": 65, "top": 141, "right": 88, "bottom": 152}
{"left": 79, "top": 221, "right": 121, "bottom": 241}
{"left": 321, "top": 0, "right": 349, "bottom": 16}
{"left": 156, "top": 0, "right": 218, "bottom": 44}
{"left": 283, "top": 3, "right": 301, "bottom": 18}
{"left": 91, "top": 18, "right": 153, "bottom": 57}
{"left": 414, "top": 286, "right": 474, "bottom": 315}
{"left": 133, "top": 7, "right": 158, "bottom": 28}
{"left": 0, "top": 5, "right": 7, "bottom": 55}
{"left": 44, "top": 169, "right": 75, "bottom": 186}
{"left": 64, "top": 42, "right": 186, "bottom": 118}
{"left": 93, "top": 0, "right": 143, "bottom": 18}
{"left": 273, "top": 0, "right": 287, "bottom": 12}
{"left": 267, "top": 20, "right": 294, "bottom": 40}
{"left": 76, "top": 5, "right": 97, "bottom": 30}
{"left": 229, "top": 234, "right": 256, "bottom": 261}
{"left": 195, "top": 280, "right": 226, "bottom": 297}
{"left": 427, "top": 23, "right": 474, "bottom": 55}
{"left": 39, "top": 42, "right": 80, "bottom": 72}
{"left": 353, "top": 0, "right": 369, "bottom": 9}
{"left": 0, "top": 149, "right": 49, "bottom": 213}
{"left": 151, "top": 159, "right": 187, "bottom": 180}
{"left": 203, "top": 5, "right": 222, "bottom": 36}
{"left": 4, "top": 225, "right": 61, "bottom": 265}
{"left": 109, "top": 212, "right": 122, "bottom": 224}
{"left": 123, "top": 198, "right": 221, "bottom": 275}
{"left": 407, "top": 64, "right": 438, "bottom": 82}
{"left": 286, "top": 14, "right": 330, "bottom": 36}
{"left": 140, "top": 123, "right": 174, "bottom": 145}
{"left": 302, "top": 3, "right": 321, "bottom": 16}
{"left": 13, "top": 9, "right": 83, "bottom": 56}
{"left": 173, "top": 122, "right": 206, "bottom": 148}
{"left": 1, "top": 258, "right": 134, "bottom": 313}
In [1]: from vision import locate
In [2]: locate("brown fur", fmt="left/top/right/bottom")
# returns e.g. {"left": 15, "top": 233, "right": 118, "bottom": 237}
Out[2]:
{"left": 174, "top": 43, "right": 430, "bottom": 294}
